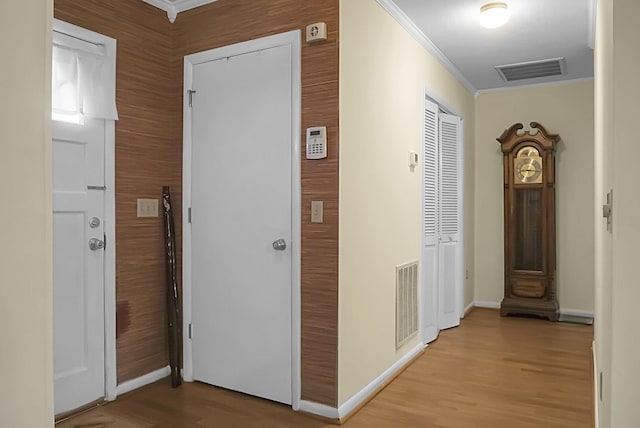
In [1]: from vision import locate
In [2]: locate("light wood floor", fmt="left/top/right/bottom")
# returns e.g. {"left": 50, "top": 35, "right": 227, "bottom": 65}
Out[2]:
{"left": 57, "top": 309, "right": 594, "bottom": 428}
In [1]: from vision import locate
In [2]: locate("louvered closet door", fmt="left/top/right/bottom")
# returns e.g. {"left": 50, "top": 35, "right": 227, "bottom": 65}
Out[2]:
{"left": 438, "top": 113, "right": 462, "bottom": 330}
{"left": 421, "top": 99, "right": 439, "bottom": 343}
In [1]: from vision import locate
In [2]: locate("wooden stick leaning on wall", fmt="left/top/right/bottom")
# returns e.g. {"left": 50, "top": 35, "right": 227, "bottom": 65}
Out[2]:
{"left": 162, "top": 186, "right": 182, "bottom": 388}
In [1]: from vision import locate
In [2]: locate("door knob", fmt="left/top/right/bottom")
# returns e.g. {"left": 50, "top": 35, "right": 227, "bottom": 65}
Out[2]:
{"left": 272, "top": 238, "right": 287, "bottom": 251}
{"left": 89, "top": 238, "right": 105, "bottom": 251}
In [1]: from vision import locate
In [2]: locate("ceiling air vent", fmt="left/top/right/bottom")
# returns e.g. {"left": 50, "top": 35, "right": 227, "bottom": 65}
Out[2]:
{"left": 495, "top": 58, "right": 565, "bottom": 82}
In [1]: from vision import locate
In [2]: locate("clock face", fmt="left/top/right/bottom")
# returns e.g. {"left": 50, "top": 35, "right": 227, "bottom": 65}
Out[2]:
{"left": 514, "top": 146, "right": 543, "bottom": 184}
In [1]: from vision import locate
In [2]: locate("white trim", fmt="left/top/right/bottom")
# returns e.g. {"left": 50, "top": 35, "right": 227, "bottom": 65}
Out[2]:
{"left": 53, "top": 18, "right": 118, "bottom": 404}
{"left": 559, "top": 309, "right": 595, "bottom": 319}
{"left": 463, "top": 300, "right": 475, "bottom": 317}
{"left": 475, "top": 77, "right": 595, "bottom": 96}
{"left": 337, "top": 343, "right": 423, "bottom": 419}
{"left": 301, "top": 343, "right": 424, "bottom": 420}
{"left": 289, "top": 32, "right": 303, "bottom": 412}
{"left": 376, "top": 0, "right": 476, "bottom": 95}
{"left": 593, "top": 340, "right": 599, "bottom": 428}
{"left": 173, "top": 0, "right": 218, "bottom": 14}
{"left": 468, "top": 301, "right": 594, "bottom": 318}
{"left": 473, "top": 301, "right": 501, "bottom": 309}
{"left": 53, "top": 19, "right": 115, "bottom": 50}
{"left": 457, "top": 116, "right": 465, "bottom": 320}
{"left": 182, "top": 30, "right": 302, "bottom": 409}
{"left": 140, "top": 0, "right": 219, "bottom": 23}
{"left": 115, "top": 366, "right": 171, "bottom": 397}
{"left": 424, "top": 84, "right": 463, "bottom": 119}
{"left": 299, "top": 401, "right": 339, "bottom": 420}
{"left": 140, "top": 0, "right": 177, "bottom": 22}
{"left": 181, "top": 55, "right": 194, "bottom": 382}
{"left": 103, "top": 119, "right": 117, "bottom": 401}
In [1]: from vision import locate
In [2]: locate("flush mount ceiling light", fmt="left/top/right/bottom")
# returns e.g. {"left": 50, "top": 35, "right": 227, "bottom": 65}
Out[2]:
{"left": 479, "top": 2, "right": 509, "bottom": 29}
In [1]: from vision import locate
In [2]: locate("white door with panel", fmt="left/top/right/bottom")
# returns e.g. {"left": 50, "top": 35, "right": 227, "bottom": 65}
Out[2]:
{"left": 190, "top": 42, "right": 293, "bottom": 405}
{"left": 53, "top": 118, "right": 106, "bottom": 414}
{"left": 422, "top": 99, "right": 462, "bottom": 342}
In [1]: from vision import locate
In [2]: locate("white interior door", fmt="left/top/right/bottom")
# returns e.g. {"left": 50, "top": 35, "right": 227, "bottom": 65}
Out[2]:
{"left": 421, "top": 99, "right": 440, "bottom": 343}
{"left": 422, "top": 101, "right": 462, "bottom": 341}
{"left": 53, "top": 118, "right": 106, "bottom": 414}
{"left": 190, "top": 42, "right": 293, "bottom": 405}
{"left": 437, "top": 113, "right": 462, "bottom": 330}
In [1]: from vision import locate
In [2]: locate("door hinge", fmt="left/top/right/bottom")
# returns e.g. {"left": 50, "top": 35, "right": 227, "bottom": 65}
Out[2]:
{"left": 188, "top": 323, "right": 192, "bottom": 339}
{"left": 188, "top": 207, "right": 192, "bottom": 223}
{"left": 188, "top": 89, "right": 196, "bottom": 108}
{"left": 103, "top": 233, "right": 107, "bottom": 251}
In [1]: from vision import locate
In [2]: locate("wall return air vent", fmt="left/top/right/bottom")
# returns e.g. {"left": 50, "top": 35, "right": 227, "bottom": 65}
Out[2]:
{"left": 396, "top": 261, "right": 419, "bottom": 349}
{"left": 495, "top": 58, "right": 566, "bottom": 82}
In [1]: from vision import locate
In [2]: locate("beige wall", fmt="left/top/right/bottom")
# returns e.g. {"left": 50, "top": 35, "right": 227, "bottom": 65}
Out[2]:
{"left": 475, "top": 82, "right": 595, "bottom": 313}
{"left": 0, "top": 0, "right": 54, "bottom": 427}
{"left": 339, "top": 0, "right": 475, "bottom": 405}
{"left": 595, "top": 0, "right": 640, "bottom": 425}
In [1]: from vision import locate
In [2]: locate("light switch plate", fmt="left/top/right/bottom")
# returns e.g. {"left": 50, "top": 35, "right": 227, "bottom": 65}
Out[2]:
{"left": 137, "top": 198, "right": 159, "bottom": 217}
{"left": 311, "top": 201, "right": 324, "bottom": 223}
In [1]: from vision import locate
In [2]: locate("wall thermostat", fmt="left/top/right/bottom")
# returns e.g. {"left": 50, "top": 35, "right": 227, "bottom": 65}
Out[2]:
{"left": 306, "top": 126, "right": 327, "bottom": 159}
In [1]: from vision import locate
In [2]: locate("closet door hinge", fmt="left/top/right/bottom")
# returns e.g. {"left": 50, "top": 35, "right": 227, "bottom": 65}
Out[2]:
{"left": 188, "top": 207, "right": 192, "bottom": 223}
{"left": 188, "top": 323, "right": 193, "bottom": 339}
{"left": 187, "top": 90, "right": 196, "bottom": 108}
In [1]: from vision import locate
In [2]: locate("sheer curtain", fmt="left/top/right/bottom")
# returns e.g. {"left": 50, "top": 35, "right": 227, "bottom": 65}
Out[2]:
{"left": 52, "top": 31, "right": 118, "bottom": 124}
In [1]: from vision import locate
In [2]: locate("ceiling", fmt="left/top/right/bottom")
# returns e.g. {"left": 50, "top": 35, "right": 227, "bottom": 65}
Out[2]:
{"left": 142, "top": 0, "right": 594, "bottom": 93}
{"left": 390, "top": 0, "right": 595, "bottom": 92}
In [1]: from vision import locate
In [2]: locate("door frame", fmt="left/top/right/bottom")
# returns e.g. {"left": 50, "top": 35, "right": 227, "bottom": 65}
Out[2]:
{"left": 181, "top": 30, "right": 302, "bottom": 410}
{"left": 52, "top": 19, "right": 118, "bottom": 404}
{"left": 420, "top": 87, "right": 465, "bottom": 345}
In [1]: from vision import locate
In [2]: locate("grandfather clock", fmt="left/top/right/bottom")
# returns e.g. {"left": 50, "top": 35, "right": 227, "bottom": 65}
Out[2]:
{"left": 498, "top": 122, "right": 559, "bottom": 321}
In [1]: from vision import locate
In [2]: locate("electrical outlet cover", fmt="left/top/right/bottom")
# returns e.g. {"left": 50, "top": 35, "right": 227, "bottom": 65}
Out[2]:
{"left": 306, "top": 23, "right": 327, "bottom": 43}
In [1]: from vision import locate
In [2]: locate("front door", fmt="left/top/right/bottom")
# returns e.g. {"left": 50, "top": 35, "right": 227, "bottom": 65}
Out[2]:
{"left": 190, "top": 40, "right": 294, "bottom": 405}
{"left": 53, "top": 118, "right": 106, "bottom": 414}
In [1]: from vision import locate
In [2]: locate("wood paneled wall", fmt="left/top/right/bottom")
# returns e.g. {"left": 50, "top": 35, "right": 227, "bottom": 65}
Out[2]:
{"left": 54, "top": 0, "right": 182, "bottom": 383}
{"left": 173, "top": 0, "right": 340, "bottom": 406}
{"left": 54, "top": 0, "right": 339, "bottom": 406}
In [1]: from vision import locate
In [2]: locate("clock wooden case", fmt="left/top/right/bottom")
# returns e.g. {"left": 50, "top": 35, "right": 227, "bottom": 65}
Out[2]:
{"left": 497, "top": 122, "right": 559, "bottom": 321}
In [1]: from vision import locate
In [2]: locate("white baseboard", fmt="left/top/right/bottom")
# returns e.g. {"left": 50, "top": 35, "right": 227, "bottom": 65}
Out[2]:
{"left": 593, "top": 340, "right": 599, "bottom": 428}
{"left": 463, "top": 301, "right": 475, "bottom": 316}
{"left": 337, "top": 342, "right": 423, "bottom": 419}
{"left": 299, "top": 400, "right": 339, "bottom": 420}
{"left": 468, "top": 301, "right": 594, "bottom": 319}
{"left": 473, "top": 300, "right": 500, "bottom": 309}
{"left": 115, "top": 365, "right": 171, "bottom": 397}
{"left": 560, "top": 308, "right": 595, "bottom": 318}
{"left": 299, "top": 343, "right": 423, "bottom": 421}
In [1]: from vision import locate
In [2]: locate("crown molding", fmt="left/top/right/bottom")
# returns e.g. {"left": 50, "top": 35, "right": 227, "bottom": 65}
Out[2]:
{"left": 375, "top": 0, "right": 477, "bottom": 95}
{"left": 140, "top": 0, "right": 219, "bottom": 23}
{"left": 475, "top": 76, "right": 594, "bottom": 97}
